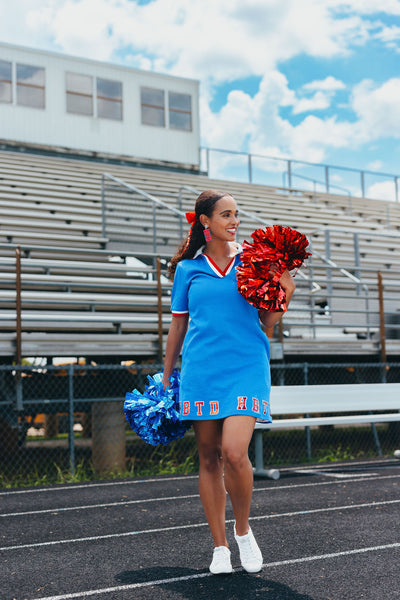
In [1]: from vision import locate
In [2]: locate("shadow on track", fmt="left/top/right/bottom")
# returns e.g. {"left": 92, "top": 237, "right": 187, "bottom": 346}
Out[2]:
{"left": 116, "top": 567, "right": 314, "bottom": 600}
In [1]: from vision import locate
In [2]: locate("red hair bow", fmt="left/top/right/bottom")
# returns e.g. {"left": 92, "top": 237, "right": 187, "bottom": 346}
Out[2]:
{"left": 185, "top": 212, "right": 196, "bottom": 224}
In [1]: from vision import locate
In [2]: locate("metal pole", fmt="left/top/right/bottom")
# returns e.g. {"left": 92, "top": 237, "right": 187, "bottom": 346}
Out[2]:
{"left": 325, "top": 230, "right": 332, "bottom": 300}
{"left": 15, "top": 246, "right": 23, "bottom": 412}
{"left": 303, "top": 363, "right": 312, "bottom": 460}
{"left": 378, "top": 271, "right": 386, "bottom": 363}
{"left": 325, "top": 165, "right": 330, "bottom": 193}
{"left": 360, "top": 171, "right": 365, "bottom": 198}
{"left": 100, "top": 175, "right": 107, "bottom": 239}
{"left": 206, "top": 148, "right": 210, "bottom": 175}
{"left": 353, "top": 233, "right": 361, "bottom": 295}
{"left": 395, "top": 176, "right": 399, "bottom": 203}
{"left": 287, "top": 160, "right": 292, "bottom": 189}
{"left": 68, "top": 365, "right": 75, "bottom": 476}
{"left": 156, "top": 257, "right": 164, "bottom": 364}
{"left": 248, "top": 153, "right": 253, "bottom": 183}
{"left": 177, "top": 188, "right": 183, "bottom": 239}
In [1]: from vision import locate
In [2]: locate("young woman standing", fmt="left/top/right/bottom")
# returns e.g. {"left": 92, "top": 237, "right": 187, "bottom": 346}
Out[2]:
{"left": 162, "top": 190, "right": 295, "bottom": 574}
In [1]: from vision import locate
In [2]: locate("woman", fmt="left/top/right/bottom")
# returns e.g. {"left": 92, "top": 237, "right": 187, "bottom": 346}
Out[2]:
{"left": 162, "top": 190, "right": 295, "bottom": 575}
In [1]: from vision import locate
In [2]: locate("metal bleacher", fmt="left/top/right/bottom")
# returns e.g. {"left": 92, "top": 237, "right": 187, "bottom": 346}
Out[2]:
{"left": 1, "top": 146, "right": 400, "bottom": 361}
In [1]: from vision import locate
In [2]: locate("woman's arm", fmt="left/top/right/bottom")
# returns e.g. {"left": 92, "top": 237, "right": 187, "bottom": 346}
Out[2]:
{"left": 259, "top": 269, "right": 296, "bottom": 329}
{"left": 162, "top": 314, "right": 189, "bottom": 388}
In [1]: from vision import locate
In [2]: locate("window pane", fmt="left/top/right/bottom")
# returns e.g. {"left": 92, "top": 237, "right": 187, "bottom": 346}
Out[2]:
{"left": 141, "top": 87, "right": 164, "bottom": 109}
{"left": 0, "top": 60, "right": 12, "bottom": 82}
{"left": 0, "top": 82, "right": 12, "bottom": 103}
{"left": 17, "top": 84, "right": 45, "bottom": 108}
{"left": 169, "top": 92, "right": 191, "bottom": 112}
{"left": 66, "top": 72, "right": 92, "bottom": 95}
{"left": 17, "top": 64, "right": 45, "bottom": 86}
{"left": 141, "top": 105, "right": 165, "bottom": 127}
{"left": 98, "top": 97, "right": 122, "bottom": 120}
{"left": 66, "top": 92, "right": 93, "bottom": 115}
{"left": 169, "top": 110, "right": 192, "bottom": 131}
{"left": 97, "top": 78, "right": 122, "bottom": 100}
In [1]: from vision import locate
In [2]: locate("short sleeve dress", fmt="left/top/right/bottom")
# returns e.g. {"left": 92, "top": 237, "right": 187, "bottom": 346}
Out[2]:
{"left": 171, "top": 246, "right": 272, "bottom": 422}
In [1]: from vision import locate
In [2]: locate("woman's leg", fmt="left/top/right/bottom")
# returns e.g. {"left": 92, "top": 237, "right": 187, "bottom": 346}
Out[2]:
{"left": 221, "top": 415, "right": 256, "bottom": 536}
{"left": 193, "top": 420, "right": 228, "bottom": 547}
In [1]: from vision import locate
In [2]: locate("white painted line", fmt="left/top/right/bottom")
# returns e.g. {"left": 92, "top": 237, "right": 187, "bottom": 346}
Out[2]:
{"left": 2, "top": 472, "right": 400, "bottom": 518}
{"left": 0, "top": 493, "right": 199, "bottom": 518}
{"left": 2, "top": 498, "right": 399, "bottom": 553}
{"left": 0, "top": 474, "right": 198, "bottom": 496}
{"left": 32, "top": 542, "right": 400, "bottom": 600}
{"left": 293, "top": 469, "right": 377, "bottom": 479}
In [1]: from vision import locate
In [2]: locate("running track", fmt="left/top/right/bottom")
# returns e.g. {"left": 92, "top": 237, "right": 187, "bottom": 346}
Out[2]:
{"left": 1, "top": 458, "right": 400, "bottom": 600}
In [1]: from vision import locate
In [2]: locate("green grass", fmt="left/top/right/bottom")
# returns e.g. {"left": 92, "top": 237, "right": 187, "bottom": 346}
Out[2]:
{"left": 1, "top": 424, "right": 398, "bottom": 488}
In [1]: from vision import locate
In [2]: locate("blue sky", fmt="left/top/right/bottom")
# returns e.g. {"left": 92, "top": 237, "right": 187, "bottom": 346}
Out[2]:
{"left": 1, "top": 0, "right": 400, "bottom": 200}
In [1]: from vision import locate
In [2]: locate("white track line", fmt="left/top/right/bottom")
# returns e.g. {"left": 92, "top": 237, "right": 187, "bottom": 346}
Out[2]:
{"left": 293, "top": 469, "right": 378, "bottom": 478}
{"left": 2, "top": 498, "right": 399, "bottom": 553}
{"left": 2, "top": 472, "right": 400, "bottom": 519}
{"left": 0, "top": 475, "right": 198, "bottom": 496}
{"left": 31, "top": 542, "right": 400, "bottom": 600}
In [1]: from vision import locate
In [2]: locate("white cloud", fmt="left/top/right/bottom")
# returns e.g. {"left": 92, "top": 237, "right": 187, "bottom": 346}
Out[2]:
{"left": 366, "top": 180, "right": 397, "bottom": 202}
{"left": 0, "top": 0, "right": 382, "bottom": 82}
{"left": 351, "top": 78, "right": 400, "bottom": 141}
{"left": 292, "top": 91, "right": 333, "bottom": 115}
{"left": 303, "top": 76, "right": 346, "bottom": 92}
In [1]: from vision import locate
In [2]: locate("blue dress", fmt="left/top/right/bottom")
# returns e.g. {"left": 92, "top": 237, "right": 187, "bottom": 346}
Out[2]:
{"left": 171, "top": 248, "right": 272, "bottom": 422}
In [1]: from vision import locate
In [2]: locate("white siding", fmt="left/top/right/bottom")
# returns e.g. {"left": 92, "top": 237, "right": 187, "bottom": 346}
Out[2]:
{"left": 0, "top": 42, "right": 200, "bottom": 167}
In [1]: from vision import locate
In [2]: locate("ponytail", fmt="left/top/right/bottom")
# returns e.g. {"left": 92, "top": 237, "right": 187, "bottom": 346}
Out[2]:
{"left": 167, "top": 190, "right": 230, "bottom": 279}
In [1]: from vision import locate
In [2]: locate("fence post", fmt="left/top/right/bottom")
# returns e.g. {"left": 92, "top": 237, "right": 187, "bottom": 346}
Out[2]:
{"left": 15, "top": 246, "right": 23, "bottom": 412}
{"left": 303, "top": 363, "right": 312, "bottom": 460}
{"left": 68, "top": 365, "right": 75, "bottom": 476}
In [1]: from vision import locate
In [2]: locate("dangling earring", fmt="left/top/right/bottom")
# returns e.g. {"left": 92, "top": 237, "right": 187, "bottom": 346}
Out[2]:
{"left": 203, "top": 224, "right": 212, "bottom": 242}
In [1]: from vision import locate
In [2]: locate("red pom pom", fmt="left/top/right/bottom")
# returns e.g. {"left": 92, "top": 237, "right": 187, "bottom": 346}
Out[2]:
{"left": 237, "top": 225, "right": 311, "bottom": 311}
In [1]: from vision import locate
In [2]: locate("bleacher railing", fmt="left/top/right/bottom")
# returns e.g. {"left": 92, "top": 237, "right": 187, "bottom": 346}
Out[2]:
{"left": 201, "top": 146, "right": 400, "bottom": 203}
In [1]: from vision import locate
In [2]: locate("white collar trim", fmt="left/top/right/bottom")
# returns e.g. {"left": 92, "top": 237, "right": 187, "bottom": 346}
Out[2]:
{"left": 193, "top": 243, "right": 242, "bottom": 260}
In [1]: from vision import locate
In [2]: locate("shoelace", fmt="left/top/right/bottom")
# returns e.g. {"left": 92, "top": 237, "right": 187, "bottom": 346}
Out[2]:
{"left": 212, "top": 548, "right": 230, "bottom": 567}
{"left": 238, "top": 535, "right": 259, "bottom": 564}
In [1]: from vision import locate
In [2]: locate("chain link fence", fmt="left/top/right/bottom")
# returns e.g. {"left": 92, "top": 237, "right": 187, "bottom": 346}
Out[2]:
{"left": 1, "top": 362, "right": 399, "bottom": 488}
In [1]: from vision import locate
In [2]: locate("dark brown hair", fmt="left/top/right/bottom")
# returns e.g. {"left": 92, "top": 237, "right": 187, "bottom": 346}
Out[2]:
{"left": 167, "top": 189, "right": 231, "bottom": 279}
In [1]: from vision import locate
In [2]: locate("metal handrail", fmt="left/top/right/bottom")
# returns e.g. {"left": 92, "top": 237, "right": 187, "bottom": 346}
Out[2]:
{"left": 102, "top": 173, "right": 185, "bottom": 254}
{"left": 201, "top": 146, "right": 400, "bottom": 202}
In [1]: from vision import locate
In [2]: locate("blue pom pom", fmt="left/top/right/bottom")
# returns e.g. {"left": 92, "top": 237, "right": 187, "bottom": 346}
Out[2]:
{"left": 124, "top": 370, "right": 191, "bottom": 445}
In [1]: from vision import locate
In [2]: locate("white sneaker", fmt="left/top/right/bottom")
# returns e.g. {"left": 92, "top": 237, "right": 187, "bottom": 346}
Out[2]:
{"left": 209, "top": 546, "right": 233, "bottom": 575}
{"left": 234, "top": 524, "right": 263, "bottom": 573}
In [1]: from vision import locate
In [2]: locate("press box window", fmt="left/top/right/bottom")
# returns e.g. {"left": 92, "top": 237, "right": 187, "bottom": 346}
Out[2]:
{"left": 141, "top": 87, "right": 165, "bottom": 127}
{"left": 0, "top": 60, "right": 12, "bottom": 103}
{"left": 97, "top": 78, "right": 122, "bottom": 120}
{"left": 66, "top": 72, "right": 93, "bottom": 116}
{"left": 169, "top": 92, "right": 192, "bottom": 131}
{"left": 16, "top": 64, "right": 45, "bottom": 109}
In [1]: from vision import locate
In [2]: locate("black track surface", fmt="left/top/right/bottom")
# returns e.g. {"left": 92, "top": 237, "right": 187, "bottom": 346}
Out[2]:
{"left": 1, "top": 458, "right": 400, "bottom": 600}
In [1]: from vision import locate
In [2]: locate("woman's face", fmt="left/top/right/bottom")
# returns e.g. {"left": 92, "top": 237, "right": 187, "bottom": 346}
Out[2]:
{"left": 203, "top": 195, "right": 240, "bottom": 242}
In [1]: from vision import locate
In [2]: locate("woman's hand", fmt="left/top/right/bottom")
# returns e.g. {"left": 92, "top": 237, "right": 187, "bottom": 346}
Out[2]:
{"left": 259, "top": 269, "right": 296, "bottom": 328}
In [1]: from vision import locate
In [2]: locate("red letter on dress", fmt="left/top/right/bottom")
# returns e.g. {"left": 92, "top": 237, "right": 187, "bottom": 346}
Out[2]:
{"left": 210, "top": 401, "right": 219, "bottom": 415}
{"left": 252, "top": 397, "right": 259, "bottom": 413}
{"left": 237, "top": 396, "right": 247, "bottom": 410}
{"left": 195, "top": 401, "right": 204, "bottom": 416}
{"left": 183, "top": 401, "right": 190, "bottom": 415}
